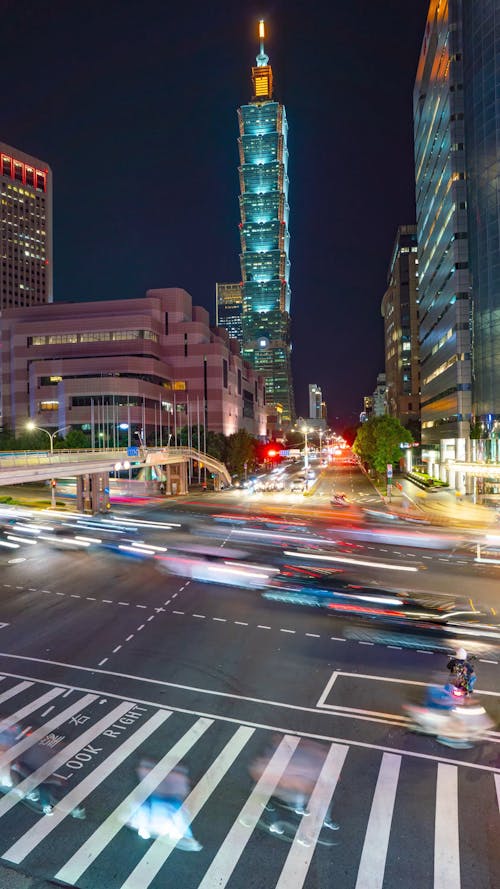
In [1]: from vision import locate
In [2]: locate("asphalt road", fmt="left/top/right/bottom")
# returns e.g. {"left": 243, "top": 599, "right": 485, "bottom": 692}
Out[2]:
{"left": 0, "top": 463, "right": 498, "bottom": 889}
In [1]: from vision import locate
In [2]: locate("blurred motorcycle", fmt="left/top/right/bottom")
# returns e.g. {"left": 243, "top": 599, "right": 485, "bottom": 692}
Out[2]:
{"left": 404, "top": 684, "right": 494, "bottom": 748}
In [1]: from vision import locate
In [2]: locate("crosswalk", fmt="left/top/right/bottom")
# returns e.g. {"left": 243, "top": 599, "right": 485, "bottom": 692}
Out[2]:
{"left": 0, "top": 674, "right": 498, "bottom": 888}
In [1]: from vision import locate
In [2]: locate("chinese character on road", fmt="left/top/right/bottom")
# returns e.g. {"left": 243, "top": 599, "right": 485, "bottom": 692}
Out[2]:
{"left": 39, "top": 732, "right": 65, "bottom": 749}
{"left": 69, "top": 713, "right": 91, "bottom": 727}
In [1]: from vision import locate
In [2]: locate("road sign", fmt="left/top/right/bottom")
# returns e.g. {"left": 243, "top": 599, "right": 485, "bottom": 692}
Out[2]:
{"left": 127, "top": 446, "right": 139, "bottom": 457}
{"left": 387, "top": 463, "right": 393, "bottom": 478}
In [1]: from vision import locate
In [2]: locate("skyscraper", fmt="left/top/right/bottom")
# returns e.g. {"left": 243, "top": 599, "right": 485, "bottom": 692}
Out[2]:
{"left": 215, "top": 282, "right": 243, "bottom": 344}
{"left": 414, "top": 1, "right": 472, "bottom": 448}
{"left": 237, "top": 21, "right": 294, "bottom": 423}
{"left": 462, "top": 2, "right": 500, "bottom": 447}
{"left": 309, "top": 384, "right": 323, "bottom": 420}
{"left": 0, "top": 141, "right": 52, "bottom": 309}
{"left": 381, "top": 225, "right": 420, "bottom": 431}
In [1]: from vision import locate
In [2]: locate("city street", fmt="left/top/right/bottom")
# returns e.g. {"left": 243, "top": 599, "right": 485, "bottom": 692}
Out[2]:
{"left": 0, "top": 465, "right": 499, "bottom": 888}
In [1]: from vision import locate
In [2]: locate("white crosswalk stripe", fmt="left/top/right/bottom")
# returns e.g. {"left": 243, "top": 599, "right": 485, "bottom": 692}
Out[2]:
{"left": 198, "top": 734, "right": 301, "bottom": 889}
{"left": 0, "top": 699, "right": 135, "bottom": 823}
{"left": 3, "top": 708, "right": 170, "bottom": 864}
{"left": 0, "top": 680, "right": 34, "bottom": 710}
{"left": 354, "top": 752, "right": 401, "bottom": 889}
{"left": 434, "top": 763, "right": 460, "bottom": 889}
{"left": 0, "top": 677, "right": 496, "bottom": 888}
{"left": 56, "top": 715, "right": 213, "bottom": 886}
{"left": 121, "top": 725, "right": 255, "bottom": 889}
{"left": 276, "top": 743, "right": 348, "bottom": 889}
{"left": 0, "top": 685, "right": 64, "bottom": 734}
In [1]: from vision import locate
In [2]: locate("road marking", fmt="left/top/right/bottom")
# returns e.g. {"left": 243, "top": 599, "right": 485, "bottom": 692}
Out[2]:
{"left": 495, "top": 774, "right": 500, "bottom": 812}
{"left": 417, "top": 650, "right": 433, "bottom": 654}
{"left": 257, "top": 625, "right": 271, "bottom": 629}
{"left": 387, "top": 645, "right": 402, "bottom": 650}
{"left": 234, "top": 621, "right": 248, "bottom": 626}
{"left": 280, "top": 628, "right": 295, "bottom": 634}
{"left": 276, "top": 743, "right": 348, "bottom": 889}
{"left": 62, "top": 689, "right": 73, "bottom": 697}
{"left": 0, "top": 700, "right": 136, "bottom": 826}
{"left": 193, "top": 614, "right": 206, "bottom": 619}
{"left": 56, "top": 592, "right": 64, "bottom": 596}
{"left": 137, "top": 625, "right": 145, "bottom": 631}
{"left": 86, "top": 597, "right": 96, "bottom": 601}
{"left": 4, "top": 709, "right": 170, "bottom": 865}
{"left": 40, "top": 706, "right": 55, "bottom": 717}
{"left": 98, "top": 658, "right": 108, "bottom": 666}
{"left": 121, "top": 726, "right": 255, "bottom": 888}
{"left": 136, "top": 604, "right": 147, "bottom": 609}
{"left": 125, "top": 635, "right": 134, "bottom": 642}
{"left": 147, "top": 615, "right": 154, "bottom": 622}
{"left": 102, "top": 599, "right": 113, "bottom": 604}
{"left": 0, "top": 685, "right": 61, "bottom": 729}
{"left": 112, "top": 646, "right": 122, "bottom": 654}
{"left": 56, "top": 716, "right": 213, "bottom": 886}
{"left": 213, "top": 617, "right": 226, "bottom": 622}
{"left": 306, "top": 633, "right": 320, "bottom": 638}
{"left": 480, "top": 659, "right": 498, "bottom": 664}
{"left": 355, "top": 753, "right": 401, "bottom": 889}
{"left": 198, "top": 735, "right": 301, "bottom": 889}
{"left": 0, "top": 693, "right": 97, "bottom": 771}
{"left": 434, "top": 763, "right": 460, "bottom": 889}
{"left": 118, "top": 601, "right": 130, "bottom": 606}
{"left": 359, "top": 641, "right": 374, "bottom": 646}
{"left": 330, "top": 636, "right": 346, "bottom": 642}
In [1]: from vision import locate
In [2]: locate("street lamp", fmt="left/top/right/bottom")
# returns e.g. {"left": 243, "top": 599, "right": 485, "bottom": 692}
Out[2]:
{"left": 25, "top": 422, "right": 71, "bottom": 508}
{"left": 300, "top": 425, "right": 313, "bottom": 474}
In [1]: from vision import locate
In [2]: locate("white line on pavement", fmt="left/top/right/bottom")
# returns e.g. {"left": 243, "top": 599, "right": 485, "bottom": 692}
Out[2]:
{"left": 355, "top": 753, "right": 401, "bottom": 889}
{"left": 55, "top": 716, "right": 213, "bottom": 886}
{"left": 121, "top": 725, "right": 255, "bottom": 889}
{"left": 276, "top": 743, "right": 348, "bottom": 889}
{"left": 3, "top": 709, "right": 170, "bottom": 865}
{"left": 434, "top": 763, "right": 460, "bottom": 889}
{"left": 198, "top": 735, "right": 301, "bottom": 889}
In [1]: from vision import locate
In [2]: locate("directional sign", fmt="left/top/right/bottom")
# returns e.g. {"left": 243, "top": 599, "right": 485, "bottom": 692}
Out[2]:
{"left": 127, "top": 446, "right": 139, "bottom": 457}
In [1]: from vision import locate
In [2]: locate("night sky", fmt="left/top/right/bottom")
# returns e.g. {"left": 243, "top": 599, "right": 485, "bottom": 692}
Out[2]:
{"left": 2, "top": 0, "right": 430, "bottom": 426}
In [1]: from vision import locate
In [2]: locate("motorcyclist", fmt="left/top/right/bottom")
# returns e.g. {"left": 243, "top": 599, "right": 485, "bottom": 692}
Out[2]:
{"left": 446, "top": 648, "right": 476, "bottom": 694}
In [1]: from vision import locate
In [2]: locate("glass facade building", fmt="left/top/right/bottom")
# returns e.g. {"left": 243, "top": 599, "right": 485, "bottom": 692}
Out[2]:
{"left": 414, "top": 0, "right": 472, "bottom": 446}
{"left": 381, "top": 225, "right": 420, "bottom": 430}
{"left": 0, "top": 141, "right": 52, "bottom": 309}
{"left": 463, "top": 2, "right": 500, "bottom": 437}
{"left": 237, "top": 22, "right": 294, "bottom": 422}
{"left": 215, "top": 282, "right": 243, "bottom": 344}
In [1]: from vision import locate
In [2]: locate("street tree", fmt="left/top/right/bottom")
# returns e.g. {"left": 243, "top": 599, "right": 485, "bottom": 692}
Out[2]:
{"left": 353, "top": 416, "right": 413, "bottom": 475}
{"left": 225, "top": 429, "right": 257, "bottom": 475}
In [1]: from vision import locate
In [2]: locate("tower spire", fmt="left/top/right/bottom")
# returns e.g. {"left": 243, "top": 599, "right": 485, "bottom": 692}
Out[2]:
{"left": 256, "top": 19, "right": 269, "bottom": 66}
{"left": 251, "top": 19, "right": 273, "bottom": 100}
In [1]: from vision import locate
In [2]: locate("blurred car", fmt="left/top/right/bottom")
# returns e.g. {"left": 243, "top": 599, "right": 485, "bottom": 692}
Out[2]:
{"left": 331, "top": 493, "right": 349, "bottom": 507}
{"left": 289, "top": 480, "right": 305, "bottom": 493}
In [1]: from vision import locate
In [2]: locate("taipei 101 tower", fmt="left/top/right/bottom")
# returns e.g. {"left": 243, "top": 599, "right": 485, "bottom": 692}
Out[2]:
{"left": 237, "top": 21, "right": 294, "bottom": 424}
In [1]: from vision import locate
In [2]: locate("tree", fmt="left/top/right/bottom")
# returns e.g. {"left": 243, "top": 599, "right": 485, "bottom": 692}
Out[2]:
{"left": 353, "top": 415, "right": 413, "bottom": 475}
{"left": 225, "top": 429, "right": 257, "bottom": 475}
{"left": 61, "top": 429, "right": 91, "bottom": 449}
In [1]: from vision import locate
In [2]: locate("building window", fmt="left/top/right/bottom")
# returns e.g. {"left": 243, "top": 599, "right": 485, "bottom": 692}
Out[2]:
{"left": 237, "top": 369, "right": 242, "bottom": 395}
{"left": 223, "top": 359, "right": 228, "bottom": 389}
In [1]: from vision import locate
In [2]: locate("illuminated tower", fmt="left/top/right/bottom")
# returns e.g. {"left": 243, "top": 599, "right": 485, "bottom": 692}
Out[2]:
{"left": 237, "top": 20, "right": 294, "bottom": 424}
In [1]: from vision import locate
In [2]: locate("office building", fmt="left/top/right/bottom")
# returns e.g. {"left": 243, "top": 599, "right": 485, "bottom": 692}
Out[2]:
{"left": 462, "top": 3, "right": 500, "bottom": 451}
{"left": 237, "top": 21, "right": 294, "bottom": 423}
{"left": 215, "top": 282, "right": 243, "bottom": 344}
{"left": 414, "top": 1, "right": 472, "bottom": 448}
{"left": 309, "top": 384, "right": 323, "bottom": 420}
{"left": 381, "top": 225, "right": 420, "bottom": 431}
{"left": 1, "top": 141, "right": 52, "bottom": 308}
{"left": 0, "top": 288, "right": 266, "bottom": 440}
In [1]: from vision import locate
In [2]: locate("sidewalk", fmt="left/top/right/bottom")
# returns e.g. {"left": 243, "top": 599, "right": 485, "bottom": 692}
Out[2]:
{"left": 382, "top": 477, "right": 498, "bottom": 529}
{"left": 0, "top": 863, "right": 72, "bottom": 888}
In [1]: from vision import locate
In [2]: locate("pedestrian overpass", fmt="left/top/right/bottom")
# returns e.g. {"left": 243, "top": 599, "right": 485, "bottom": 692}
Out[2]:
{"left": 0, "top": 446, "right": 231, "bottom": 512}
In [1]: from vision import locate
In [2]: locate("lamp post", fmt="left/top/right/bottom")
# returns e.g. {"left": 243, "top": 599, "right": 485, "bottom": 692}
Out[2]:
{"left": 25, "top": 422, "right": 71, "bottom": 508}
{"left": 300, "top": 425, "right": 313, "bottom": 474}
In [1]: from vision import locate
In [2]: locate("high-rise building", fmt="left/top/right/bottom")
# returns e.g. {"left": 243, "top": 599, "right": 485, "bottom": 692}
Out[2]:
{"left": 215, "top": 282, "right": 243, "bottom": 344}
{"left": 462, "top": 3, "right": 500, "bottom": 447}
{"left": 414, "top": 2, "right": 472, "bottom": 448}
{"left": 381, "top": 225, "right": 420, "bottom": 431}
{"left": 0, "top": 142, "right": 52, "bottom": 309}
{"left": 309, "top": 383, "right": 322, "bottom": 420}
{"left": 237, "top": 20, "right": 294, "bottom": 423}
